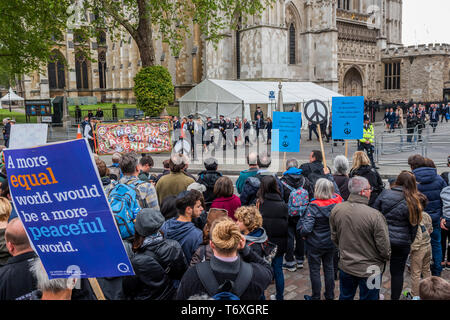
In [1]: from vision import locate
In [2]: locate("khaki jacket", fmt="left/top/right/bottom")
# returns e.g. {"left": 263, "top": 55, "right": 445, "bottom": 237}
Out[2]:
{"left": 411, "top": 212, "right": 433, "bottom": 251}
{"left": 330, "top": 194, "right": 391, "bottom": 278}
{"left": 155, "top": 172, "right": 195, "bottom": 205}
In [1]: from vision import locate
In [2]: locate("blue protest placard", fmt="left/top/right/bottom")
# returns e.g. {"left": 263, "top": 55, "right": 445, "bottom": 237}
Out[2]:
{"left": 271, "top": 112, "right": 302, "bottom": 153}
{"left": 4, "top": 139, "right": 134, "bottom": 279}
{"left": 332, "top": 96, "right": 364, "bottom": 140}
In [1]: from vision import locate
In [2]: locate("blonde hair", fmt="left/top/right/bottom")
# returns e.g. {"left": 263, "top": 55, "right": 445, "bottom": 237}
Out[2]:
{"left": 351, "top": 151, "right": 371, "bottom": 170}
{"left": 234, "top": 206, "right": 263, "bottom": 233}
{"left": 211, "top": 218, "right": 242, "bottom": 255}
{"left": 0, "top": 197, "right": 12, "bottom": 222}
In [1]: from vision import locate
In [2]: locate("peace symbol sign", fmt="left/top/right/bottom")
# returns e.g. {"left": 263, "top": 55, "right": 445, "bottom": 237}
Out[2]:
{"left": 304, "top": 100, "right": 329, "bottom": 124}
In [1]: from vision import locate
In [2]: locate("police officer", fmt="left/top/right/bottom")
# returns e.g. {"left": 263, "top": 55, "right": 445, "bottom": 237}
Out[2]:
{"left": 218, "top": 115, "right": 227, "bottom": 150}
{"left": 186, "top": 115, "right": 196, "bottom": 158}
{"left": 205, "top": 116, "right": 214, "bottom": 147}
{"left": 358, "top": 115, "right": 377, "bottom": 169}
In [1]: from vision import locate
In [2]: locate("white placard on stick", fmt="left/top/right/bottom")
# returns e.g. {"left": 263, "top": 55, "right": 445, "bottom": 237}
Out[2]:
{"left": 8, "top": 123, "right": 48, "bottom": 149}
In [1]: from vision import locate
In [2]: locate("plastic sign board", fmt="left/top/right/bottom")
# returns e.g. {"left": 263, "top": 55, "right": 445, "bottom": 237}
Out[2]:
{"left": 4, "top": 139, "right": 134, "bottom": 279}
{"left": 9, "top": 124, "right": 48, "bottom": 149}
{"left": 271, "top": 111, "right": 302, "bottom": 153}
{"left": 95, "top": 120, "right": 172, "bottom": 155}
{"left": 332, "top": 96, "right": 364, "bottom": 140}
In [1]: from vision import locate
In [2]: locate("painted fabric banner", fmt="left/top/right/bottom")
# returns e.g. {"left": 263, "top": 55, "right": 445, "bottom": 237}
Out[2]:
{"left": 4, "top": 139, "right": 134, "bottom": 279}
{"left": 95, "top": 120, "right": 171, "bottom": 155}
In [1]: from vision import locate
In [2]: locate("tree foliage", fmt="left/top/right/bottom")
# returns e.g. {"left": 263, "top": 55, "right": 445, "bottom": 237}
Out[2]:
{"left": 0, "top": 0, "right": 70, "bottom": 76}
{"left": 133, "top": 66, "right": 174, "bottom": 117}
{"left": 84, "top": 0, "right": 275, "bottom": 66}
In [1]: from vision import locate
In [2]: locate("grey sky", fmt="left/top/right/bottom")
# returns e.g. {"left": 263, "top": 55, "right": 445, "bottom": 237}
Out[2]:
{"left": 402, "top": 0, "right": 450, "bottom": 46}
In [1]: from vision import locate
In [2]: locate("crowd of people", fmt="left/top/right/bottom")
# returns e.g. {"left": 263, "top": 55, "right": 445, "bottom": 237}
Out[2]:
{"left": 0, "top": 143, "right": 449, "bottom": 301}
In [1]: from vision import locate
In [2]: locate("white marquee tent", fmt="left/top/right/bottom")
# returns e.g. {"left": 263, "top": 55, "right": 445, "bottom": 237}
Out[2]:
{"left": 178, "top": 79, "right": 343, "bottom": 129}
{"left": 0, "top": 87, "right": 24, "bottom": 109}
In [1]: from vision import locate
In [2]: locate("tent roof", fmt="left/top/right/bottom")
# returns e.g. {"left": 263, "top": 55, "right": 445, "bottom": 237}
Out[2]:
{"left": 178, "top": 79, "right": 343, "bottom": 104}
{"left": 0, "top": 88, "right": 24, "bottom": 101}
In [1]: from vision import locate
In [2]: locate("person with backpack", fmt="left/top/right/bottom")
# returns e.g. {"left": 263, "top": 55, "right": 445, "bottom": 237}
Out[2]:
{"left": 280, "top": 158, "right": 311, "bottom": 272}
{"left": 176, "top": 218, "right": 273, "bottom": 300}
{"left": 257, "top": 175, "right": 289, "bottom": 300}
{"left": 108, "top": 153, "right": 159, "bottom": 240}
{"left": 189, "top": 208, "right": 229, "bottom": 266}
{"left": 240, "top": 153, "right": 284, "bottom": 206}
{"left": 160, "top": 190, "right": 204, "bottom": 264}
{"left": 122, "top": 208, "right": 188, "bottom": 300}
{"left": 236, "top": 152, "right": 259, "bottom": 194}
{"left": 196, "top": 157, "right": 223, "bottom": 211}
{"left": 298, "top": 178, "right": 343, "bottom": 300}
{"left": 349, "top": 151, "right": 384, "bottom": 206}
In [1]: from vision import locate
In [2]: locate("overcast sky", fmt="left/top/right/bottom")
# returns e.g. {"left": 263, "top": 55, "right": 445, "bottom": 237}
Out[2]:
{"left": 402, "top": 0, "right": 450, "bottom": 46}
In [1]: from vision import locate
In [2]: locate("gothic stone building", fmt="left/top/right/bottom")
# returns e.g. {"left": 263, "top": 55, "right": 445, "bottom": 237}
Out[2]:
{"left": 20, "top": 0, "right": 450, "bottom": 106}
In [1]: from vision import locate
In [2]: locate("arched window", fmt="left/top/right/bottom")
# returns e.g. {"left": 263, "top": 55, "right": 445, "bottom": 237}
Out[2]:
{"left": 289, "top": 24, "right": 296, "bottom": 64}
{"left": 48, "top": 51, "right": 65, "bottom": 89}
{"left": 75, "top": 52, "right": 89, "bottom": 89}
{"left": 98, "top": 51, "right": 107, "bottom": 89}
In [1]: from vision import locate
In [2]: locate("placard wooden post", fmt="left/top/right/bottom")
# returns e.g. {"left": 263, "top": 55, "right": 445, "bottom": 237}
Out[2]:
{"left": 317, "top": 125, "right": 327, "bottom": 169}
{"left": 345, "top": 140, "right": 348, "bottom": 158}
{"left": 88, "top": 278, "right": 106, "bottom": 300}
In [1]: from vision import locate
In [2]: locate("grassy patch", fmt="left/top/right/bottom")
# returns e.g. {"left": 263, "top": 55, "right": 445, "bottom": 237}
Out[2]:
{"left": 0, "top": 109, "right": 36, "bottom": 123}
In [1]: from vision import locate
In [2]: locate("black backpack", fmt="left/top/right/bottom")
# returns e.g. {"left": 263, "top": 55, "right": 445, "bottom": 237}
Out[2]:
{"left": 195, "top": 259, "right": 253, "bottom": 300}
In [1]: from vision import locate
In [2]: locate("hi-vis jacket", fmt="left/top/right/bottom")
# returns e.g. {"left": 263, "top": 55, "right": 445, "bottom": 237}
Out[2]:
{"left": 360, "top": 124, "right": 374, "bottom": 144}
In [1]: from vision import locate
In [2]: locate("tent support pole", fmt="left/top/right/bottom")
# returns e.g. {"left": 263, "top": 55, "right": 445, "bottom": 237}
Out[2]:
{"left": 241, "top": 101, "right": 244, "bottom": 122}
{"left": 216, "top": 103, "right": 219, "bottom": 121}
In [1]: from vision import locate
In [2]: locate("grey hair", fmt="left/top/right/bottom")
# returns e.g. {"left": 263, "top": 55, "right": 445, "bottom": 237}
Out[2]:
{"left": 314, "top": 178, "right": 335, "bottom": 200}
{"left": 286, "top": 158, "right": 298, "bottom": 169}
{"left": 30, "top": 259, "right": 77, "bottom": 293}
{"left": 348, "top": 176, "right": 370, "bottom": 195}
{"left": 171, "top": 152, "right": 189, "bottom": 166}
{"left": 188, "top": 294, "right": 214, "bottom": 300}
{"left": 248, "top": 152, "right": 258, "bottom": 165}
{"left": 333, "top": 155, "right": 349, "bottom": 175}
{"left": 112, "top": 152, "right": 122, "bottom": 163}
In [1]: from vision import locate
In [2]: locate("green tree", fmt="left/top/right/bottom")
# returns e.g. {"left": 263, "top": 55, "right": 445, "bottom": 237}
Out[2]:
{"left": 84, "top": 0, "right": 274, "bottom": 67}
{"left": 0, "top": 0, "right": 70, "bottom": 76}
{"left": 133, "top": 66, "right": 174, "bottom": 116}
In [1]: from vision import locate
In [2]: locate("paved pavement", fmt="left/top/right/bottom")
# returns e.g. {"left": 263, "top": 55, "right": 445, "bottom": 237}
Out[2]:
{"left": 263, "top": 259, "right": 450, "bottom": 300}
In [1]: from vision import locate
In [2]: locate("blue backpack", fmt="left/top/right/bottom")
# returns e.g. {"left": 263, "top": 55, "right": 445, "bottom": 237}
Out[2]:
{"left": 195, "top": 259, "right": 253, "bottom": 300}
{"left": 281, "top": 180, "right": 309, "bottom": 217}
{"left": 108, "top": 180, "right": 147, "bottom": 239}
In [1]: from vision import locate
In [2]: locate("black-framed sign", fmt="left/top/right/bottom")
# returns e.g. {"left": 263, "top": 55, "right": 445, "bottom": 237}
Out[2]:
{"left": 304, "top": 99, "right": 328, "bottom": 124}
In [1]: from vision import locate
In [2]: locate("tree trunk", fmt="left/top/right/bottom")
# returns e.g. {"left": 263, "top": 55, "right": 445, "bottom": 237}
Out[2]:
{"left": 135, "top": 0, "right": 155, "bottom": 67}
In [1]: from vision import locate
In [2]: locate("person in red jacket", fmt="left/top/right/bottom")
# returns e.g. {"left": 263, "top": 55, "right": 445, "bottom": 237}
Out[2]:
{"left": 211, "top": 177, "right": 241, "bottom": 221}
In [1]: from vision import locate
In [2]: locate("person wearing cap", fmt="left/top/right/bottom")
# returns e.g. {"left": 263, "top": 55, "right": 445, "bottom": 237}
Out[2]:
{"left": 218, "top": 115, "right": 227, "bottom": 150}
{"left": 122, "top": 208, "right": 188, "bottom": 300}
{"left": 197, "top": 157, "right": 223, "bottom": 211}
{"left": 358, "top": 115, "right": 377, "bottom": 169}
{"left": 186, "top": 115, "right": 196, "bottom": 159}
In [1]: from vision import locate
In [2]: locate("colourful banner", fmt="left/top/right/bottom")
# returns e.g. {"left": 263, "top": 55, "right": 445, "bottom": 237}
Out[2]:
{"left": 95, "top": 120, "right": 171, "bottom": 155}
{"left": 4, "top": 139, "right": 134, "bottom": 279}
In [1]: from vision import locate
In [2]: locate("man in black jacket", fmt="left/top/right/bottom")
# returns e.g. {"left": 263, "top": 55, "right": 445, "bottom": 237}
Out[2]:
{"left": 406, "top": 108, "right": 418, "bottom": 143}
{"left": 205, "top": 116, "right": 214, "bottom": 147}
{"left": 122, "top": 208, "right": 188, "bottom": 300}
{"left": 254, "top": 106, "right": 264, "bottom": 121}
{"left": 197, "top": 157, "right": 223, "bottom": 211}
{"left": 255, "top": 114, "right": 265, "bottom": 143}
{"left": 0, "top": 218, "right": 38, "bottom": 300}
{"left": 176, "top": 219, "right": 273, "bottom": 300}
{"left": 243, "top": 118, "right": 251, "bottom": 145}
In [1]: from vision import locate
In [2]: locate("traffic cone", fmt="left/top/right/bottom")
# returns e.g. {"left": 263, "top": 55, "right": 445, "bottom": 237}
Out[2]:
{"left": 76, "top": 125, "right": 82, "bottom": 139}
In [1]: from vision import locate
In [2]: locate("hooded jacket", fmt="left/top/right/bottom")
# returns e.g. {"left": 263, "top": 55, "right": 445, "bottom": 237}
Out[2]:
{"left": 298, "top": 194, "right": 343, "bottom": 250}
{"left": 160, "top": 218, "right": 203, "bottom": 264}
{"left": 197, "top": 170, "right": 223, "bottom": 205}
{"left": 280, "top": 167, "right": 313, "bottom": 203}
{"left": 440, "top": 186, "right": 450, "bottom": 225}
{"left": 413, "top": 167, "right": 448, "bottom": 226}
{"left": 333, "top": 174, "right": 350, "bottom": 201}
{"left": 372, "top": 186, "right": 418, "bottom": 247}
{"left": 240, "top": 176, "right": 262, "bottom": 206}
{"left": 245, "top": 228, "right": 268, "bottom": 258}
{"left": 349, "top": 165, "right": 384, "bottom": 206}
{"left": 122, "top": 233, "right": 188, "bottom": 300}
